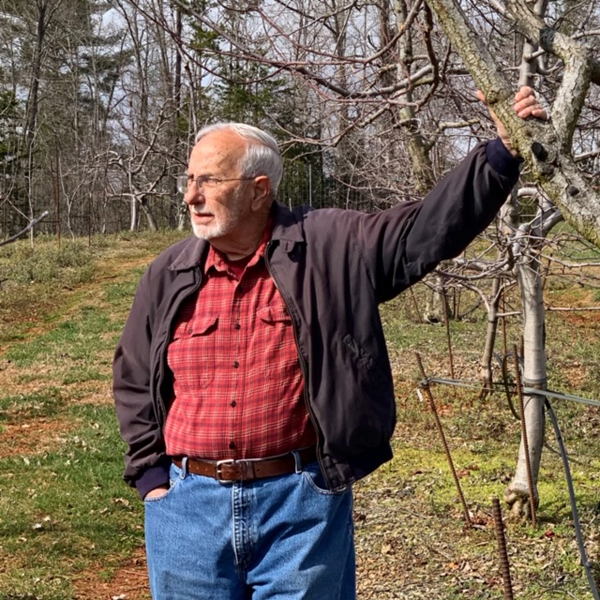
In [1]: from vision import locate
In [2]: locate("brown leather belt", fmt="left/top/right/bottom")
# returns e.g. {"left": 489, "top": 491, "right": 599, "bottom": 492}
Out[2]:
{"left": 172, "top": 447, "right": 317, "bottom": 482}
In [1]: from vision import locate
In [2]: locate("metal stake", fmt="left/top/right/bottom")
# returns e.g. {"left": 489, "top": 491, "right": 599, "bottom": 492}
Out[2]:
{"left": 492, "top": 497, "right": 515, "bottom": 600}
{"left": 441, "top": 288, "right": 455, "bottom": 379}
{"left": 415, "top": 353, "right": 472, "bottom": 528}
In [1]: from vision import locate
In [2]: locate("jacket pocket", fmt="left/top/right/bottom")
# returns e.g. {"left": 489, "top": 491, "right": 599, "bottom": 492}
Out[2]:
{"left": 168, "top": 315, "right": 219, "bottom": 389}
{"left": 342, "top": 334, "right": 388, "bottom": 387}
{"left": 338, "top": 334, "right": 395, "bottom": 451}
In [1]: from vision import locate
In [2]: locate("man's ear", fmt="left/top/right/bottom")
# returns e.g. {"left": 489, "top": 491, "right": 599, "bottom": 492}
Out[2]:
{"left": 250, "top": 175, "right": 272, "bottom": 211}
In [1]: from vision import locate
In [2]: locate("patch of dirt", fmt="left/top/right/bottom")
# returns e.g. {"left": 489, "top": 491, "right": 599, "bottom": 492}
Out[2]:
{"left": 0, "top": 361, "right": 62, "bottom": 394}
{"left": 0, "top": 418, "right": 75, "bottom": 458}
{"left": 559, "top": 310, "right": 600, "bottom": 327}
{"left": 561, "top": 361, "right": 589, "bottom": 388}
{"left": 73, "top": 547, "right": 151, "bottom": 600}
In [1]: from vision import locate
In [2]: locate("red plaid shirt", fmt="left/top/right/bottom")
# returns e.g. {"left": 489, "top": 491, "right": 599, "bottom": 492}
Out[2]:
{"left": 164, "top": 228, "right": 317, "bottom": 460}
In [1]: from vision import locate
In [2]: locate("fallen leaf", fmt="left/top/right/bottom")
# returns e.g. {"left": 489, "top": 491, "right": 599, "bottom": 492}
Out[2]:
{"left": 543, "top": 529, "right": 556, "bottom": 538}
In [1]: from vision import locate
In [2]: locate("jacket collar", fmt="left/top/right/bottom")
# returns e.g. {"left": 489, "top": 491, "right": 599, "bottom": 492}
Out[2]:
{"left": 168, "top": 201, "right": 306, "bottom": 271}
{"left": 270, "top": 201, "right": 305, "bottom": 245}
{"left": 168, "top": 237, "right": 209, "bottom": 271}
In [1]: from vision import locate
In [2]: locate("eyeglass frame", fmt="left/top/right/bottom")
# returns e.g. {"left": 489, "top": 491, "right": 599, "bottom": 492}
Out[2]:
{"left": 177, "top": 174, "right": 256, "bottom": 194}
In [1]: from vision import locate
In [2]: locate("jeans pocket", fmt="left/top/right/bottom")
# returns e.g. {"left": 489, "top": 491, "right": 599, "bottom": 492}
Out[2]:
{"left": 302, "top": 462, "right": 350, "bottom": 496}
{"left": 143, "top": 465, "right": 184, "bottom": 504}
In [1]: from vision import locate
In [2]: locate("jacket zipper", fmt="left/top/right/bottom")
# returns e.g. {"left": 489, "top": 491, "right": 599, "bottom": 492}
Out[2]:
{"left": 265, "top": 241, "right": 330, "bottom": 489}
{"left": 155, "top": 267, "right": 202, "bottom": 427}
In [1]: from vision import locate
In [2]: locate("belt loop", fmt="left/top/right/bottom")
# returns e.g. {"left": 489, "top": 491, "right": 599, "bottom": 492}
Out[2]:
{"left": 180, "top": 456, "right": 189, "bottom": 479}
{"left": 292, "top": 450, "right": 302, "bottom": 474}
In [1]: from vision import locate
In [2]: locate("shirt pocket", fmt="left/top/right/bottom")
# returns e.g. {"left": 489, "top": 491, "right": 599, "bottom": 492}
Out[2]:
{"left": 257, "top": 305, "right": 292, "bottom": 327}
{"left": 256, "top": 305, "right": 298, "bottom": 379}
{"left": 169, "top": 315, "right": 219, "bottom": 390}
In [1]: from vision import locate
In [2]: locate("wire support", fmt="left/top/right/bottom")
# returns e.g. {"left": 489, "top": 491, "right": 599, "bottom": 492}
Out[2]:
{"left": 414, "top": 372, "right": 600, "bottom": 599}
{"left": 545, "top": 399, "right": 600, "bottom": 600}
{"left": 420, "top": 377, "right": 600, "bottom": 409}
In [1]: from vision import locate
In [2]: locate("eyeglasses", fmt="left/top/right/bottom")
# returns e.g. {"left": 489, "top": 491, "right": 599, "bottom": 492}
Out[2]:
{"left": 177, "top": 174, "right": 254, "bottom": 194}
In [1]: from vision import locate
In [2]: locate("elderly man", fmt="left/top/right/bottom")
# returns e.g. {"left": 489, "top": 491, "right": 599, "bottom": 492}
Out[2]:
{"left": 114, "top": 87, "right": 545, "bottom": 599}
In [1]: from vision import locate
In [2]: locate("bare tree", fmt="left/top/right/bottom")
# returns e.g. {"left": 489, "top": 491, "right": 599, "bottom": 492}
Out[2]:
{"left": 425, "top": 0, "right": 600, "bottom": 244}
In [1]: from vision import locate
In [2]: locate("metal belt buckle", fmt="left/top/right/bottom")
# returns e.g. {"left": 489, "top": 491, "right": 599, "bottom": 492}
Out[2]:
{"left": 215, "top": 459, "right": 236, "bottom": 481}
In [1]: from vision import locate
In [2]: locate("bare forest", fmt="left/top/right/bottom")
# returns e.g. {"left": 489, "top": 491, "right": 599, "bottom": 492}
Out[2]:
{"left": 0, "top": 0, "right": 594, "bottom": 238}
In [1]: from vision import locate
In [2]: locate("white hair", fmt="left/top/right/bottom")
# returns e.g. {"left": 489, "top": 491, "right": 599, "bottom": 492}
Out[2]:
{"left": 194, "top": 122, "right": 283, "bottom": 196}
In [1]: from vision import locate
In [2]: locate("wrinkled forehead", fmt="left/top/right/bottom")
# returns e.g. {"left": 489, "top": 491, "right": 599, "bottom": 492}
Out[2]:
{"left": 188, "top": 130, "right": 248, "bottom": 175}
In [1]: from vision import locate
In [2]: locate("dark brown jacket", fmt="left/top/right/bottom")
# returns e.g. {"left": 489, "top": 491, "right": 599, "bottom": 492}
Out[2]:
{"left": 114, "top": 139, "right": 520, "bottom": 498}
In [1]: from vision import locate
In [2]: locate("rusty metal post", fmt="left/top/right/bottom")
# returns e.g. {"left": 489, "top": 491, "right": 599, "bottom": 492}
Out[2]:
{"left": 492, "top": 497, "right": 515, "bottom": 600}
{"left": 415, "top": 352, "right": 472, "bottom": 528}
{"left": 512, "top": 345, "right": 537, "bottom": 527}
{"left": 409, "top": 287, "right": 423, "bottom": 324}
{"left": 501, "top": 294, "right": 507, "bottom": 358}
{"left": 441, "top": 288, "right": 455, "bottom": 379}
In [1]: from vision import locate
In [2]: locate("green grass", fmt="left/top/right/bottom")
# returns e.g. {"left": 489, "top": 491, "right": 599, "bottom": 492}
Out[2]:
{"left": 0, "top": 234, "right": 164, "bottom": 597}
{"left": 6, "top": 310, "right": 116, "bottom": 367}
{"left": 103, "top": 274, "right": 144, "bottom": 304}
{"left": 0, "top": 389, "right": 64, "bottom": 422}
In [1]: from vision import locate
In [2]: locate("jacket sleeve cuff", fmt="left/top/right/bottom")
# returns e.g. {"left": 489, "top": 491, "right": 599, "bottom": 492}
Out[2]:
{"left": 135, "top": 463, "right": 171, "bottom": 500}
{"left": 486, "top": 137, "right": 523, "bottom": 179}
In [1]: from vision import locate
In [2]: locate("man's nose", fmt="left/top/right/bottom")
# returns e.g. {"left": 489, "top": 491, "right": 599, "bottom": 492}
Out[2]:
{"left": 185, "top": 185, "right": 204, "bottom": 205}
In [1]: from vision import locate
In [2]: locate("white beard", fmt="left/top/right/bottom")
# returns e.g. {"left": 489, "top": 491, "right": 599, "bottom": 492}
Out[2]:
{"left": 191, "top": 218, "right": 226, "bottom": 240}
{"left": 190, "top": 189, "right": 244, "bottom": 241}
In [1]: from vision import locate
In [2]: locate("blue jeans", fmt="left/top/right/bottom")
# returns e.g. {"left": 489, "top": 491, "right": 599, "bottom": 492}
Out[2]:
{"left": 144, "top": 459, "right": 355, "bottom": 599}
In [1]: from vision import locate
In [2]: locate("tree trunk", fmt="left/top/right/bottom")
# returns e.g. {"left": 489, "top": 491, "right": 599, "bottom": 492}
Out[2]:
{"left": 140, "top": 196, "right": 158, "bottom": 231}
{"left": 25, "top": 0, "right": 49, "bottom": 243}
{"left": 423, "top": 275, "right": 450, "bottom": 323}
{"left": 504, "top": 256, "right": 546, "bottom": 517}
{"left": 393, "top": 0, "right": 436, "bottom": 195}
{"left": 176, "top": 204, "right": 189, "bottom": 231}
{"left": 130, "top": 196, "right": 138, "bottom": 232}
{"left": 503, "top": 0, "right": 549, "bottom": 518}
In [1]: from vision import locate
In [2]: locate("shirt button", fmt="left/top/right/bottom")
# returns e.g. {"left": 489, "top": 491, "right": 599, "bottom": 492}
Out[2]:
{"left": 229, "top": 441, "right": 236, "bottom": 450}
{"left": 230, "top": 401, "right": 237, "bottom": 407}
{"left": 233, "top": 361, "right": 240, "bottom": 368}
{"left": 188, "top": 328, "right": 193, "bottom": 334}
{"left": 234, "top": 323, "right": 241, "bottom": 330}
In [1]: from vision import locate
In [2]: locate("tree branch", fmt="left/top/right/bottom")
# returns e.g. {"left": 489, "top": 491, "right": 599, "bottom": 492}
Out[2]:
{"left": 0, "top": 211, "right": 49, "bottom": 247}
{"left": 502, "top": 0, "right": 600, "bottom": 87}
{"left": 424, "top": 0, "right": 600, "bottom": 248}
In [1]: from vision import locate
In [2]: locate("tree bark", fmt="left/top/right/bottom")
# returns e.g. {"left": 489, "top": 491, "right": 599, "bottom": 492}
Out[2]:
{"left": 25, "top": 0, "right": 50, "bottom": 243}
{"left": 393, "top": 0, "right": 436, "bottom": 195}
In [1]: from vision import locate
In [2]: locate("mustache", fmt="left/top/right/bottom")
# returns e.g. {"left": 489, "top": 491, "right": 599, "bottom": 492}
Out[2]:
{"left": 191, "top": 207, "right": 212, "bottom": 216}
